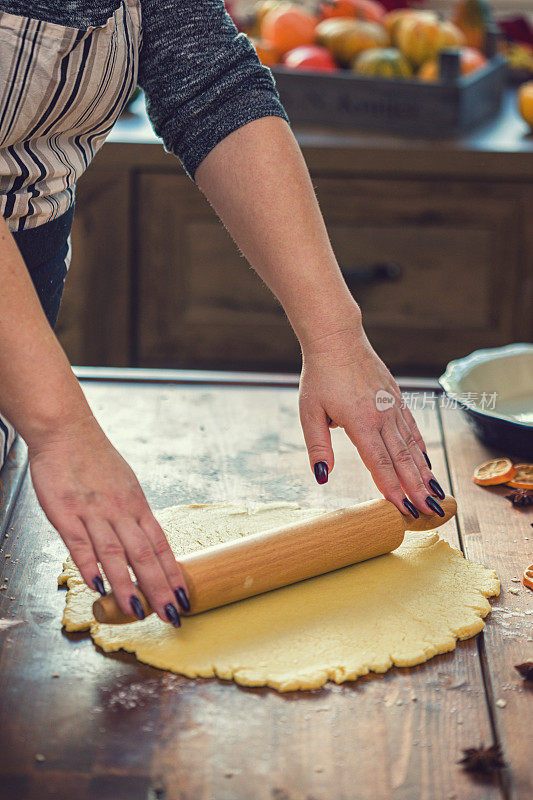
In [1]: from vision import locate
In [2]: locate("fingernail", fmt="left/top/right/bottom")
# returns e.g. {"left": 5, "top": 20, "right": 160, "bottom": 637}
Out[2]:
{"left": 175, "top": 587, "right": 191, "bottom": 613}
{"left": 313, "top": 461, "right": 329, "bottom": 485}
{"left": 165, "top": 603, "right": 181, "bottom": 628}
{"left": 425, "top": 496, "right": 444, "bottom": 517}
{"left": 423, "top": 452, "right": 432, "bottom": 470}
{"left": 428, "top": 478, "right": 445, "bottom": 500}
{"left": 92, "top": 576, "right": 106, "bottom": 596}
{"left": 402, "top": 498, "right": 419, "bottom": 519}
{"left": 130, "top": 595, "right": 145, "bottom": 621}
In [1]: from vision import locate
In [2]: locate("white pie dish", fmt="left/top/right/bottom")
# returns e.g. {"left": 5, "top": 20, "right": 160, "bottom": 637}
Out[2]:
{"left": 439, "top": 343, "right": 533, "bottom": 459}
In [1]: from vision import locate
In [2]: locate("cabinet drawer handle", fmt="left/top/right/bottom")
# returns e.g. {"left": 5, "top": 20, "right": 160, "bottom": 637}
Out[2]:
{"left": 342, "top": 261, "right": 403, "bottom": 287}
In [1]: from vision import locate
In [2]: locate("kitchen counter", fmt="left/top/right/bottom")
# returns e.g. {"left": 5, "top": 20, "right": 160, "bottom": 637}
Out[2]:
{"left": 108, "top": 89, "right": 533, "bottom": 178}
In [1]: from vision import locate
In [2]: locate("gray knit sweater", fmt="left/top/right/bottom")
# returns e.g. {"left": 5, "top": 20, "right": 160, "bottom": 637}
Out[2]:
{"left": 0, "top": 0, "right": 289, "bottom": 179}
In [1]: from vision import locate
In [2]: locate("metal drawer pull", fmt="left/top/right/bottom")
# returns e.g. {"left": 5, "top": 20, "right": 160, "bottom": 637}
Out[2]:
{"left": 342, "top": 261, "right": 403, "bottom": 286}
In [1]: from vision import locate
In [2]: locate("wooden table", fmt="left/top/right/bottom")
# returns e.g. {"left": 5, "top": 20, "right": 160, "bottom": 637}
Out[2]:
{"left": 0, "top": 370, "right": 531, "bottom": 800}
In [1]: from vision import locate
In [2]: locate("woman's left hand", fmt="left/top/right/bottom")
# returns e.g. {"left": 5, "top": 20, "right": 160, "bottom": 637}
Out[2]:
{"left": 298, "top": 319, "right": 445, "bottom": 519}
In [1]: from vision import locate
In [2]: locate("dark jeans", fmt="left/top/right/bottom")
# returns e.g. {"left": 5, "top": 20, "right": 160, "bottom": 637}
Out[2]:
{"left": 11, "top": 205, "right": 75, "bottom": 329}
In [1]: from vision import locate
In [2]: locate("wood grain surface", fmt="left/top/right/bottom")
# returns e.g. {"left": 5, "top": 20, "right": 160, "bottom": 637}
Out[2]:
{"left": 0, "top": 379, "right": 530, "bottom": 800}
{"left": 440, "top": 407, "right": 533, "bottom": 798}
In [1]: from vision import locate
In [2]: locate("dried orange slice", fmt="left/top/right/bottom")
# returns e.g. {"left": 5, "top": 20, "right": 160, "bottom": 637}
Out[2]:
{"left": 523, "top": 564, "right": 533, "bottom": 591}
{"left": 472, "top": 458, "right": 517, "bottom": 486}
{"left": 507, "top": 464, "right": 533, "bottom": 489}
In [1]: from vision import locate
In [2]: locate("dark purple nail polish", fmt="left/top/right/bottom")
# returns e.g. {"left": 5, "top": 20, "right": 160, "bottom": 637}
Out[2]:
{"left": 402, "top": 498, "right": 419, "bottom": 519}
{"left": 130, "top": 595, "right": 145, "bottom": 621}
{"left": 314, "top": 461, "right": 329, "bottom": 485}
{"left": 92, "top": 576, "right": 106, "bottom": 596}
{"left": 425, "top": 496, "right": 444, "bottom": 517}
{"left": 423, "top": 452, "right": 432, "bottom": 470}
{"left": 165, "top": 603, "right": 181, "bottom": 628}
{"left": 428, "top": 478, "right": 445, "bottom": 500}
{"left": 175, "top": 587, "right": 191, "bottom": 613}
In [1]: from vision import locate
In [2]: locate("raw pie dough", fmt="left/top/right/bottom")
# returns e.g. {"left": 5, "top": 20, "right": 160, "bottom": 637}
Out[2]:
{"left": 59, "top": 503, "right": 500, "bottom": 692}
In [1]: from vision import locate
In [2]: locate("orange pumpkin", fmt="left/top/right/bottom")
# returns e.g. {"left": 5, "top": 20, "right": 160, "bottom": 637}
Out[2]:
{"left": 319, "top": 0, "right": 385, "bottom": 24}
{"left": 518, "top": 81, "right": 533, "bottom": 128}
{"left": 397, "top": 15, "right": 465, "bottom": 67}
{"left": 261, "top": 4, "right": 318, "bottom": 55}
{"left": 249, "top": 36, "right": 281, "bottom": 66}
{"left": 452, "top": 0, "right": 494, "bottom": 50}
{"left": 419, "top": 46, "right": 487, "bottom": 81}
{"left": 319, "top": 0, "right": 356, "bottom": 18}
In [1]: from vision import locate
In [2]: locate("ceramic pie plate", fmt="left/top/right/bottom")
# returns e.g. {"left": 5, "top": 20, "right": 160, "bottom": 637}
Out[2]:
{"left": 439, "top": 343, "right": 533, "bottom": 459}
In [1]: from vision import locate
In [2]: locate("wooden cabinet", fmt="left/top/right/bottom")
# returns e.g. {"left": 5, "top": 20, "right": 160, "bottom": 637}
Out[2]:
{"left": 55, "top": 168, "right": 132, "bottom": 366}
{"left": 56, "top": 94, "right": 533, "bottom": 374}
{"left": 135, "top": 171, "right": 527, "bottom": 374}
{"left": 136, "top": 172, "right": 299, "bottom": 371}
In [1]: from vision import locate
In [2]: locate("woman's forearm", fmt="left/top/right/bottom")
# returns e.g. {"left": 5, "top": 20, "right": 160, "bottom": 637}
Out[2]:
{"left": 0, "top": 216, "right": 92, "bottom": 446}
{"left": 194, "top": 116, "right": 362, "bottom": 349}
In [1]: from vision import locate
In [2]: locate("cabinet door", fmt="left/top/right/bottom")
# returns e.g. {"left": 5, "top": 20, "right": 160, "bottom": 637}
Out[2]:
{"left": 136, "top": 172, "right": 298, "bottom": 371}
{"left": 55, "top": 169, "right": 132, "bottom": 366}
{"left": 314, "top": 177, "right": 523, "bottom": 373}
{"left": 136, "top": 172, "right": 523, "bottom": 374}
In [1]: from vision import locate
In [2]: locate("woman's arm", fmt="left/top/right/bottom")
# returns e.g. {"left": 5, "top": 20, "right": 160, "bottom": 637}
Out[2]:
{"left": 194, "top": 117, "right": 445, "bottom": 518}
{"left": 137, "top": 0, "right": 289, "bottom": 181}
{"left": 0, "top": 216, "right": 188, "bottom": 622}
{"left": 138, "top": 0, "right": 444, "bottom": 514}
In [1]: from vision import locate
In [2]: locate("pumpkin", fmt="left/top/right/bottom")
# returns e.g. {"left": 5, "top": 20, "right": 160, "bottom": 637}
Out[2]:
{"left": 518, "top": 81, "right": 533, "bottom": 128}
{"left": 316, "top": 18, "right": 388, "bottom": 65}
{"left": 383, "top": 9, "right": 437, "bottom": 46}
{"left": 452, "top": 0, "right": 494, "bottom": 51}
{"left": 505, "top": 41, "right": 533, "bottom": 75}
{"left": 418, "top": 46, "right": 487, "bottom": 81}
{"left": 319, "top": 0, "right": 385, "bottom": 24}
{"left": 249, "top": 36, "right": 281, "bottom": 66}
{"left": 261, "top": 4, "right": 318, "bottom": 55}
{"left": 352, "top": 47, "right": 413, "bottom": 78}
{"left": 249, "top": 0, "right": 285, "bottom": 36}
{"left": 397, "top": 15, "right": 465, "bottom": 67}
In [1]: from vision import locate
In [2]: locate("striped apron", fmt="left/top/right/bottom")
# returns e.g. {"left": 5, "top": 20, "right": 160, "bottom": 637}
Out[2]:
{"left": 0, "top": 0, "right": 141, "bottom": 469}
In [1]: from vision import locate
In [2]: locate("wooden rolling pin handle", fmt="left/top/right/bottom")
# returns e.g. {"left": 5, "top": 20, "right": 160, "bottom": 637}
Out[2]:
{"left": 93, "top": 495, "right": 457, "bottom": 625}
{"left": 93, "top": 586, "right": 151, "bottom": 624}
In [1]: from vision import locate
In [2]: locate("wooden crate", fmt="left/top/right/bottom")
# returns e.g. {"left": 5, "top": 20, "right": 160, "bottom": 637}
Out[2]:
{"left": 272, "top": 48, "right": 507, "bottom": 137}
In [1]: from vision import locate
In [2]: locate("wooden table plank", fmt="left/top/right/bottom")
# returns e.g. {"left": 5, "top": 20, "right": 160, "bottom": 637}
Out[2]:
{"left": 440, "top": 406, "right": 533, "bottom": 800}
{"left": 0, "top": 382, "right": 503, "bottom": 800}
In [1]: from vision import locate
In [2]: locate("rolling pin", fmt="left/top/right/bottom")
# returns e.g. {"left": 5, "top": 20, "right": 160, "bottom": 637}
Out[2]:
{"left": 93, "top": 495, "right": 457, "bottom": 624}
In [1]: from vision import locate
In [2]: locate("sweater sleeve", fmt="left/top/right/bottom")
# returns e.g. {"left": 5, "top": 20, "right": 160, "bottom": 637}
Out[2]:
{"left": 137, "top": 0, "right": 290, "bottom": 181}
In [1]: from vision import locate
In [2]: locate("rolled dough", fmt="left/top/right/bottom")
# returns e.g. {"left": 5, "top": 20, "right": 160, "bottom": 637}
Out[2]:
{"left": 58, "top": 503, "right": 499, "bottom": 692}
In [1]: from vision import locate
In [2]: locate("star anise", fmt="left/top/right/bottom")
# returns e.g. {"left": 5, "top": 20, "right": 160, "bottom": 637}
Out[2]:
{"left": 505, "top": 488, "right": 533, "bottom": 507}
{"left": 458, "top": 744, "right": 506, "bottom": 773}
{"left": 515, "top": 660, "right": 533, "bottom": 681}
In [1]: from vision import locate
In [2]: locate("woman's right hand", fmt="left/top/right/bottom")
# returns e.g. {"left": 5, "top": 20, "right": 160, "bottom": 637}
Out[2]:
{"left": 28, "top": 414, "right": 189, "bottom": 626}
{"left": 299, "top": 317, "right": 446, "bottom": 518}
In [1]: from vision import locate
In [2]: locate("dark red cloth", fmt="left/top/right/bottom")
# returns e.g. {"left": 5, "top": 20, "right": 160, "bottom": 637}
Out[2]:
{"left": 499, "top": 16, "right": 533, "bottom": 46}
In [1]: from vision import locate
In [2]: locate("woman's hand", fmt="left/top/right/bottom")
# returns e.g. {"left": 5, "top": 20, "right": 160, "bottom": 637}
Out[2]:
{"left": 28, "top": 414, "right": 189, "bottom": 625}
{"left": 299, "top": 316, "right": 445, "bottom": 518}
